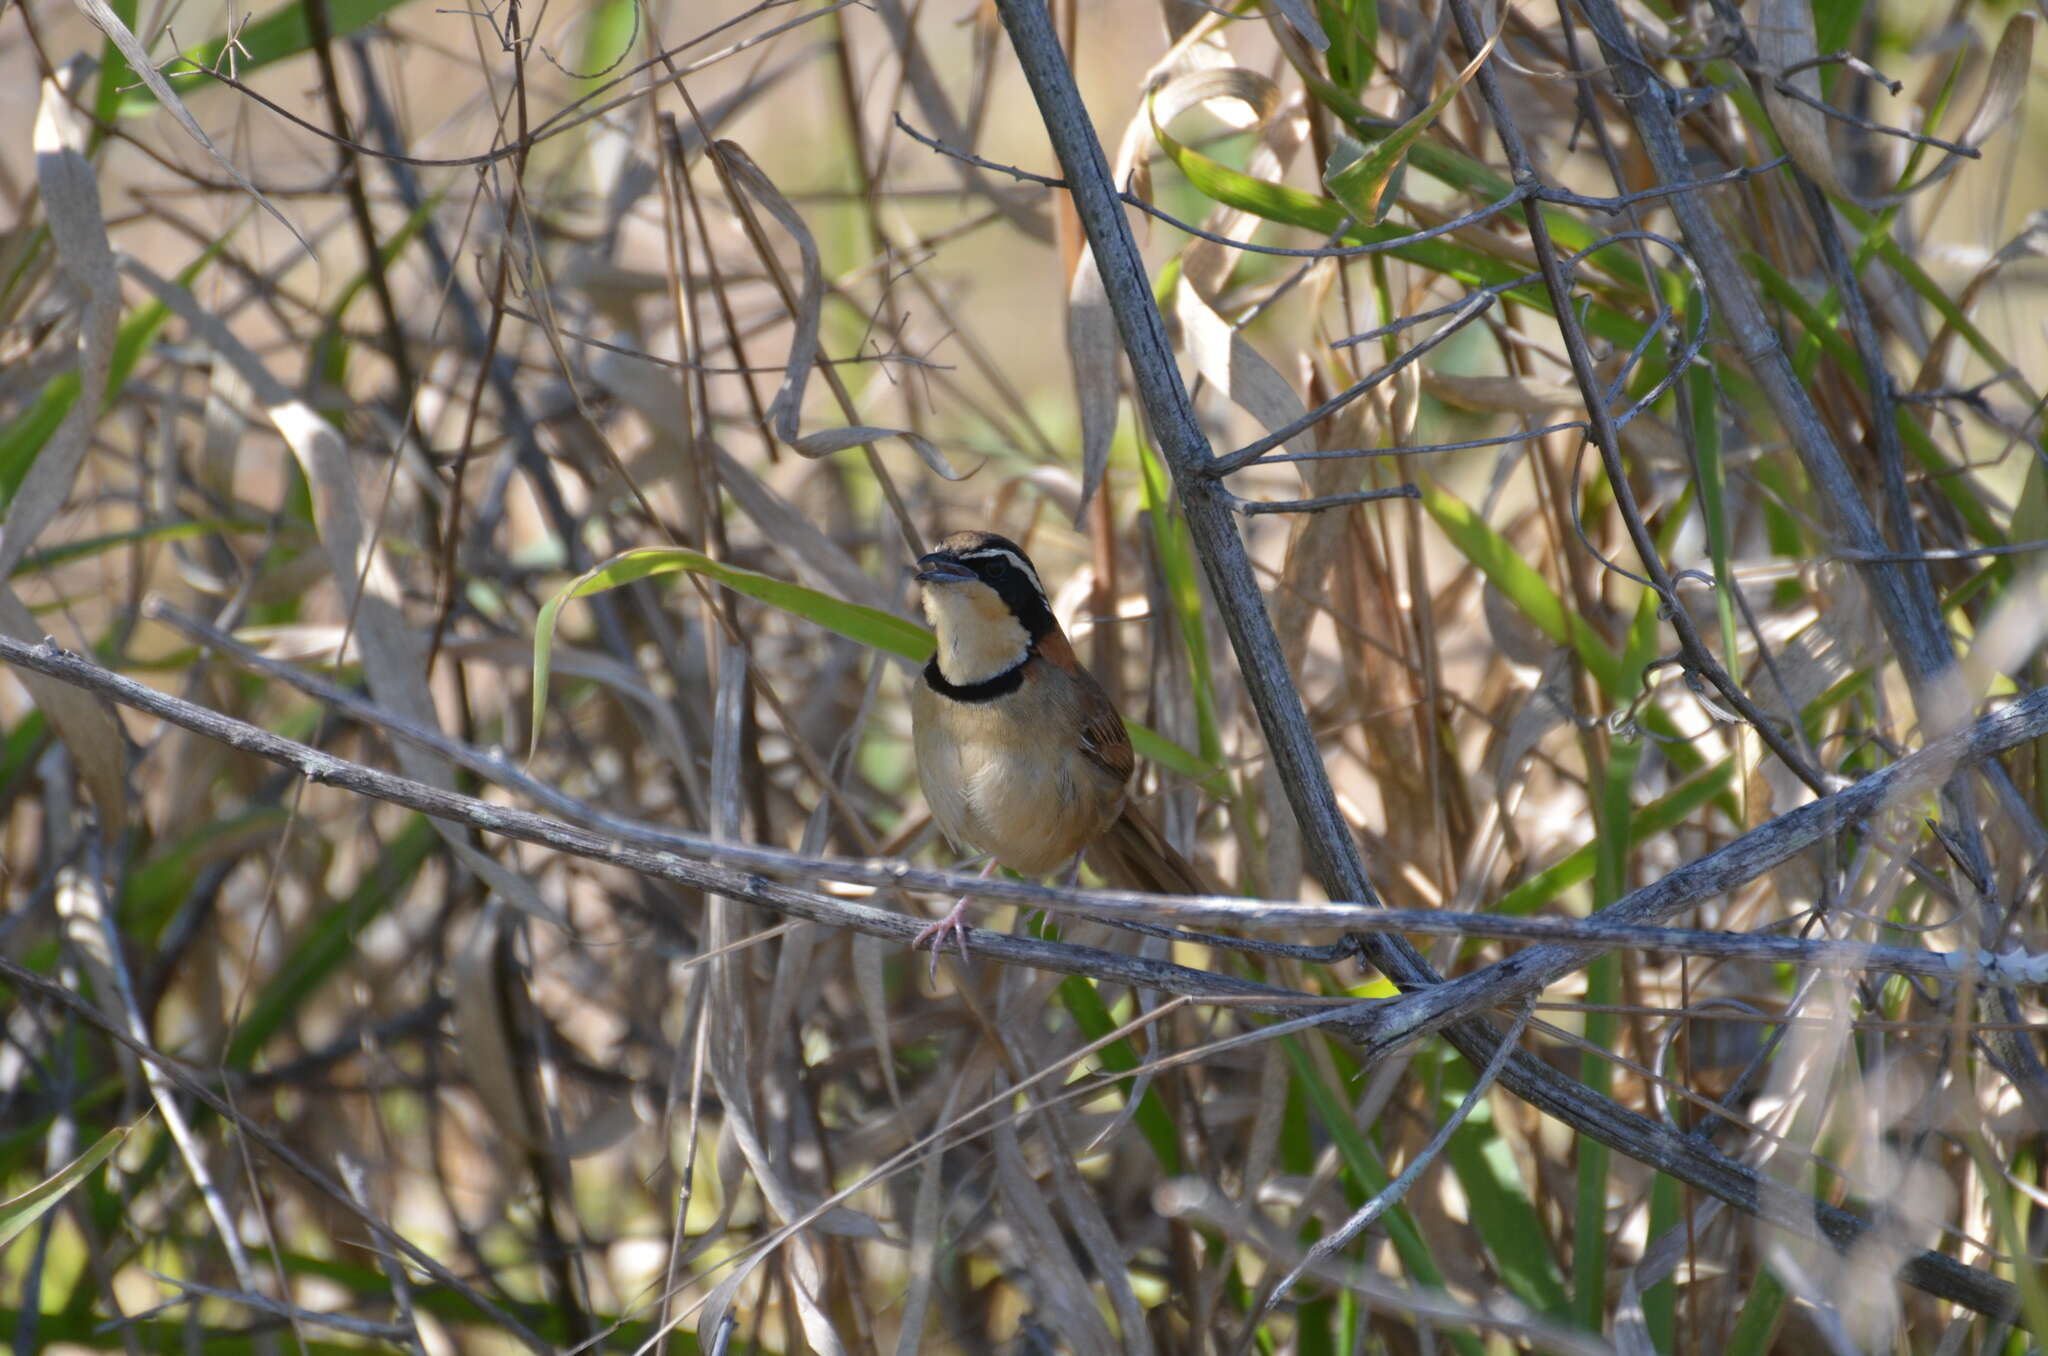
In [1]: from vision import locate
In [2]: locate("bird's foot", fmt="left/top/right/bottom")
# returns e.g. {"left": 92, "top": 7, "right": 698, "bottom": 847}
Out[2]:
{"left": 911, "top": 899, "right": 973, "bottom": 983}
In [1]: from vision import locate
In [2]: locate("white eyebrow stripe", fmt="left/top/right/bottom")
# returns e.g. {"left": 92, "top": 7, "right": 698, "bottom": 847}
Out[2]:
{"left": 958, "top": 547, "right": 1044, "bottom": 597}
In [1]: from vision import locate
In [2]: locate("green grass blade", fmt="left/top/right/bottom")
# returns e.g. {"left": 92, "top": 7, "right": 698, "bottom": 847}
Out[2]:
{"left": 1435, "top": 1057, "right": 1572, "bottom": 1317}
{"left": 11, "top": 518, "right": 269, "bottom": 576}
{"left": 1323, "top": 22, "right": 1498, "bottom": 226}
{"left": 1573, "top": 736, "right": 1641, "bottom": 1328}
{"left": 1052, "top": 969, "right": 1181, "bottom": 1172}
{"left": 1642, "top": 1170, "right": 1680, "bottom": 1349}
{"left": 1420, "top": 481, "right": 1622, "bottom": 689}
{"left": 1281, "top": 1034, "right": 1485, "bottom": 1356}
{"left": 1136, "top": 441, "right": 1223, "bottom": 766}
{"left": 1686, "top": 366, "right": 1741, "bottom": 671}
{"left": 530, "top": 547, "right": 1212, "bottom": 781}
{"left": 0, "top": 1120, "right": 137, "bottom": 1249}
{"left": 1720, "top": 1267, "right": 1786, "bottom": 1355}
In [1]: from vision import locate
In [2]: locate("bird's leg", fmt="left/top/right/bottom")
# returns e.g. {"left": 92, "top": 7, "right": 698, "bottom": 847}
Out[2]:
{"left": 1054, "top": 854, "right": 1089, "bottom": 933}
{"left": 912, "top": 858, "right": 994, "bottom": 982}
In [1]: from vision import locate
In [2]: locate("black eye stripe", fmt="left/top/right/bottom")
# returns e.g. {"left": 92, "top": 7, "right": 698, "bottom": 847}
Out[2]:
{"left": 956, "top": 548, "right": 1044, "bottom": 595}
{"left": 941, "top": 546, "right": 1055, "bottom": 638}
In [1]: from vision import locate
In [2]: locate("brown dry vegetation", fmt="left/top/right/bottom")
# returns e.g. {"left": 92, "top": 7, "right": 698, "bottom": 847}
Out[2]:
{"left": 3, "top": 0, "right": 2048, "bottom": 1352}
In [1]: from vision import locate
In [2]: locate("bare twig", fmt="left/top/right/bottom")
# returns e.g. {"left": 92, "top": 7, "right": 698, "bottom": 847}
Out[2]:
{"left": 0, "top": 633, "right": 1331, "bottom": 1024}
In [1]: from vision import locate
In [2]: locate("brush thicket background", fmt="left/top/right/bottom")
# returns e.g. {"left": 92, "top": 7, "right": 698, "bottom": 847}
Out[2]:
{"left": 2, "top": 0, "right": 2047, "bottom": 1351}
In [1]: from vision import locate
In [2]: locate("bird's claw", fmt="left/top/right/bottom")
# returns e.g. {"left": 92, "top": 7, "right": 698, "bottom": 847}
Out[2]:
{"left": 911, "top": 902, "right": 972, "bottom": 983}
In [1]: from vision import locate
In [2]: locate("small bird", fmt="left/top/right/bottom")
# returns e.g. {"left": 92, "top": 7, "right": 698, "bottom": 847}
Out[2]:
{"left": 910, "top": 530, "right": 1205, "bottom": 972}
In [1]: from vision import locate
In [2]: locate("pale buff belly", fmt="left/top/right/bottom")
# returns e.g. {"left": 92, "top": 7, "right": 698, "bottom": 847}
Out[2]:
{"left": 912, "top": 679, "right": 1125, "bottom": 877}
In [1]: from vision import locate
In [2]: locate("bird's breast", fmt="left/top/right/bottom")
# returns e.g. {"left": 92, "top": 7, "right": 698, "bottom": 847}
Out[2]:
{"left": 912, "top": 671, "right": 1125, "bottom": 877}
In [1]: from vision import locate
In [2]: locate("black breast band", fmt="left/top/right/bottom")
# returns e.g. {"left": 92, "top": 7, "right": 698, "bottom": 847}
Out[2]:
{"left": 923, "top": 656, "right": 1024, "bottom": 702}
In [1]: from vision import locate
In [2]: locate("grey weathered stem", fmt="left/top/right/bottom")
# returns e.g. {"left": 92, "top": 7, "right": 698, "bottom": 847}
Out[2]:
{"left": 126, "top": 603, "right": 2048, "bottom": 984}
{"left": 991, "top": 0, "right": 2016, "bottom": 1316}
{"left": 0, "top": 635, "right": 1316, "bottom": 1020}
{"left": 984, "top": 3, "right": 1371, "bottom": 904}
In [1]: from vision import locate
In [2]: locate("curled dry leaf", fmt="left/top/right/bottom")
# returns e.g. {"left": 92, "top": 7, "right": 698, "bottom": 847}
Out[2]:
{"left": 1148, "top": 67, "right": 1299, "bottom": 461}
{"left": 1161, "top": 68, "right": 1291, "bottom": 298}
{"left": 716, "top": 140, "right": 964, "bottom": 482}
{"left": 1958, "top": 14, "right": 2037, "bottom": 147}
{"left": 1068, "top": 63, "right": 1284, "bottom": 522}
{"left": 1754, "top": 4, "right": 2034, "bottom": 208}
{"left": 1172, "top": 281, "right": 1319, "bottom": 466}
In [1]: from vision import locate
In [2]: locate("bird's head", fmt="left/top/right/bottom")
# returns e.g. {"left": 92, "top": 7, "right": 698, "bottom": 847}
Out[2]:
{"left": 915, "top": 531, "right": 1059, "bottom": 685}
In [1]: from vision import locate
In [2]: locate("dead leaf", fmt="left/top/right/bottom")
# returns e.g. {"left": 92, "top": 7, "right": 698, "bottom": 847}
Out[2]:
{"left": 1754, "top": 0, "right": 1860, "bottom": 202}
{"left": 717, "top": 141, "right": 964, "bottom": 482}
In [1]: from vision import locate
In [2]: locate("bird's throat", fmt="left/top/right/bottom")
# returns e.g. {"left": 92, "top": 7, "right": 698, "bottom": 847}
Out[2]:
{"left": 921, "top": 587, "right": 1031, "bottom": 688}
{"left": 932, "top": 624, "right": 1028, "bottom": 688}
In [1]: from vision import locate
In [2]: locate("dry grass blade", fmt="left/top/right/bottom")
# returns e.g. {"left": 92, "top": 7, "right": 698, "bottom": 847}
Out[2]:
{"left": 1067, "top": 251, "right": 1120, "bottom": 522}
{"left": 1753, "top": 0, "right": 1867, "bottom": 203}
{"left": 1885, "top": 10, "right": 2035, "bottom": 201}
{"left": 6, "top": 67, "right": 116, "bottom": 582}
{"left": 66, "top": 0, "right": 310, "bottom": 251}
{"left": 0, "top": 66, "right": 129, "bottom": 835}
{"left": 717, "top": 140, "right": 963, "bottom": 481}
{"left": 115, "top": 257, "right": 550, "bottom": 920}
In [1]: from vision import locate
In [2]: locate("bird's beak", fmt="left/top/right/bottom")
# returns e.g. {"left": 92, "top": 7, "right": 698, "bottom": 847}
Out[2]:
{"left": 914, "top": 554, "right": 976, "bottom": 584}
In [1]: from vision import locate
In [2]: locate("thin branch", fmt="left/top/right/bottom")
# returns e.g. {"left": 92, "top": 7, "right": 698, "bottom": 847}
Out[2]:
{"left": 1210, "top": 287, "right": 1503, "bottom": 474}
{"left": 115, "top": 608, "right": 2048, "bottom": 984}
{"left": 1767, "top": 78, "right": 1976, "bottom": 156}
{"left": 0, "top": 633, "right": 1333, "bottom": 1025}
{"left": 1231, "top": 484, "right": 1421, "bottom": 515}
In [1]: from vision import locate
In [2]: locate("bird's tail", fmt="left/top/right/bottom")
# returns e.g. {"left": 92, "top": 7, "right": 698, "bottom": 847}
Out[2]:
{"left": 1087, "top": 804, "right": 1210, "bottom": 896}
